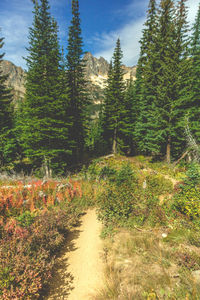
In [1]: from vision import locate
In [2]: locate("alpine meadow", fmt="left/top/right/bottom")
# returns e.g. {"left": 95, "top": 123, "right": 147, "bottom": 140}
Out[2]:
{"left": 0, "top": 0, "right": 200, "bottom": 299}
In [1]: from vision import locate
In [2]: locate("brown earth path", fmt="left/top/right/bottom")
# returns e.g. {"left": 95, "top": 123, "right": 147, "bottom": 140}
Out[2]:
{"left": 45, "top": 209, "right": 104, "bottom": 300}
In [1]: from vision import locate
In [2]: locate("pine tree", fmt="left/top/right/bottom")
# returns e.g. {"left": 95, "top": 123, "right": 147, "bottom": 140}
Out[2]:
{"left": 135, "top": 0, "right": 189, "bottom": 162}
{"left": 102, "top": 39, "right": 127, "bottom": 154}
{"left": 121, "top": 78, "right": 136, "bottom": 154}
{"left": 18, "top": 0, "right": 70, "bottom": 174}
{"left": 0, "top": 33, "right": 13, "bottom": 167}
{"left": 66, "top": 0, "right": 89, "bottom": 163}
{"left": 153, "top": 0, "right": 179, "bottom": 163}
{"left": 102, "top": 61, "right": 114, "bottom": 151}
{"left": 173, "top": 0, "right": 190, "bottom": 157}
{"left": 134, "top": 0, "right": 159, "bottom": 155}
{"left": 187, "top": 3, "right": 200, "bottom": 143}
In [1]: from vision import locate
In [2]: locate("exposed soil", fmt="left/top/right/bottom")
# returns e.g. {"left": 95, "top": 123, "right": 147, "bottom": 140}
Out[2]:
{"left": 44, "top": 209, "right": 104, "bottom": 300}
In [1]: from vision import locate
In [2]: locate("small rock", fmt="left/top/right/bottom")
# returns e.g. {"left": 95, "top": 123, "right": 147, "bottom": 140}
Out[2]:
{"left": 143, "top": 180, "right": 147, "bottom": 189}
{"left": 162, "top": 233, "right": 168, "bottom": 238}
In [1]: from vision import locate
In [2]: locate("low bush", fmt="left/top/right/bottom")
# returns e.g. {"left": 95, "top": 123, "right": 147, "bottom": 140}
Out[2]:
{"left": 172, "top": 163, "right": 200, "bottom": 220}
{"left": 146, "top": 173, "right": 173, "bottom": 196}
{"left": 98, "top": 185, "right": 136, "bottom": 226}
{"left": 0, "top": 178, "right": 82, "bottom": 299}
{"left": 0, "top": 207, "right": 76, "bottom": 299}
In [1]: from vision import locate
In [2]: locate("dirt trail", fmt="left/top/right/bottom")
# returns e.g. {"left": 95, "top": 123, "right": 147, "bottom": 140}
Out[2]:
{"left": 45, "top": 209, "right": 104, "bottom": 300}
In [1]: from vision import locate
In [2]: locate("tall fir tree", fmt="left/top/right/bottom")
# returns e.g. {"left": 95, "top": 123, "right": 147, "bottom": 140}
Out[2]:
{"left": 135, "top": 0, "right": 189, "bottom": 162}
{"left": 154, "top": 0, "right": 190, "bottom": 162}
{"left": 18, "top": 0, "right": 70, "bottom": 174}
{"left": 102, "top": 39, "right": 127, "bottom": 154}
{"left": 66, "top": 0, "right": 89, "bottom": 163}
{"left": 173, "top": 0, "right": 190, "bottom": 157}
{"left": 186, "top": 3, "right": 200, "bottom": 143}
{"left": 0, "top": 33, "right": 13, "bottom": 167}
{"left": 152, "top": 0, "right": 178, "bottom": 163}
{"left": 102, "top": 60, "right": 114, "bottom": 151}
{"left": 134, "top": 0, "right": 159, "bottom": 155}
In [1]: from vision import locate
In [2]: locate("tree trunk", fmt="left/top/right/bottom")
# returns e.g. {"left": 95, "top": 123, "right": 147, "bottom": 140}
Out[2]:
{"left": 112, "top": 127, "right": 117, "bottom": 155}
{"left": 173, "top": 150, "right": 189, "bottom": 166}
{"left": 44, "top": 156, "right": 50, "bottom": 178}
{"left": 166, "top": 136, "right": 171, "bottom": 164}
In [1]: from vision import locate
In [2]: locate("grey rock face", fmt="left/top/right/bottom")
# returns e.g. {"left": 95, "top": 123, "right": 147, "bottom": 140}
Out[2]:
{"left": 1, "top": 60, "right": 26, "bottom": 101}
{"left": 1, "top": 53, "right": 137, "bottom": 107}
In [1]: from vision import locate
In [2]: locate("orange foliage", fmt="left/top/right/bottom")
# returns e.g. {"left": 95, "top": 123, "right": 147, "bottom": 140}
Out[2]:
{"left": 0, "top": 179, "right": 83, "bottom": 218}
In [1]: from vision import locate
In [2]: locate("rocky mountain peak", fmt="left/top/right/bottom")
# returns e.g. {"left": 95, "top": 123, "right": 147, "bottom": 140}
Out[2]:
{"left": 1, "top": 60, "right": 26, "bottom": 101}
{"left": 1, "top": 53, "right": 137, "bottom": 107}
{"left": 84, "top": 52, "right": 109, "bottom": 78}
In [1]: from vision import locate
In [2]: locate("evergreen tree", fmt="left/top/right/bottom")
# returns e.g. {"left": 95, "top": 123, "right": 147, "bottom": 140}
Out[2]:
{"left": 0, "top": 33, "right": 13, "bottom": 167}
{"left": 18, "top": 0, "right": 70, "bottom": 175}
{"left": 134, "top": 0, "right": 159, "bottom": 155}
{"left": 123, "top": 77, "right": 136, "bottom": 154}
{"left": 102, "top": 39, "right": 127, "bottom": 154}
{"left": 173, "top": 0, "right": 190, "bottom": 157}
{"left": 66, "top": 0, "right": 89, "bottom": 163}
{"left": 153, "top": 0, "right": 179, "bottom": 163}
{"left": 186, "top": 3, "right": 200, "bottom": 143}
{"left": 136, "top": 0, "right": 188, "bottom": 162}
{"left": 135, "top": 0, "right": 189, "bottom": 162}
{"left": 155, "top": 0, "right": 191, "bottom": 162}
{"left": 102, "top": 61, "right": 114, "bottom": 151}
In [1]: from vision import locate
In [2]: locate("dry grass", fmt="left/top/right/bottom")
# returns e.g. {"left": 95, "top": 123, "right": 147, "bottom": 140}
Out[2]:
{"left": 96, "top": 229, "right": 200, "bottom": 300}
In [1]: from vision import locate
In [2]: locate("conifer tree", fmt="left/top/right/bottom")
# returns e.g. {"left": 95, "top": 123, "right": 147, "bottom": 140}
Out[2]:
{"left": 123, "top": 77, "right": 136, "bottom": 154}
{"left": 0, "top": 33, "right": 13, "bottom": 167}
{"left": 153, "top": 0, "right": 178, "bottom": 163}
{"left": 173, "top": 0, "right": 190, "bottom": 157}
{"left": 135, "top": 0, "right": 189, "bottom": 162}
{"left": 155, "top": 0, "right": 191, "bottom": 162}
{"left": 102, "top": 61, "right": 114, "bottom": 151}
{"left": 186, "top": 3, "right": 200, "bottom": 143}
{"left": 18, "top": 0, "right": 70, "bottom": 174}
{"left": 102, "top": 39, "right": 126, "bottom": 154}
{"left": 66, "top": 0, "right": 89, "bottom": 163}
{"left": 134, "top": 0, "right": 159, "bottom": 155}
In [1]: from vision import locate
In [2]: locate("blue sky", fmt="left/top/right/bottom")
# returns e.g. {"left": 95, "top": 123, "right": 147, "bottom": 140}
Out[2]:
{"left": 0, "top": 0, "right": 199, "bottom": 69}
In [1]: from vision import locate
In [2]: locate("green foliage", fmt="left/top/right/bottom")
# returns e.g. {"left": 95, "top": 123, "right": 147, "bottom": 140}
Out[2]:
{"left": 16, "top": 0, "right": 71, "bottom": 174}
{"left": 185, "top": 163, "right": 200, "bottom": 186}
{"left": 99, "top": 165, "right": 117, "bottom": 181}
{"left": 0, "top": 33, "right": 14, "bottom": 168}
{"left": 102, "top": 39, "right": 130, "bottom": 154}
{"left": 115, "top": 163, "right": 137, "bottom": 186}
{"left": 66, "top": 0, "right": 90, "bottom": 163}
{"left": 98, "top": 184, "right": 136, "bottom": 226}
{"left": 134, "top": 0, "right": 190, "bottom": 161}
{"left": 173, "top": 163, "right": 200, "bottom": 219}
{"left": 185, "top": 4, "right": 200, "bottom": 143}
{"left": 173, "top": 184, "right": 200, "bottom": 219}
{"left": 146, "top": 173, "right": 173, "bottom": 196}
{"left": 16, "top": 211, "right": 36, "bottom": 228}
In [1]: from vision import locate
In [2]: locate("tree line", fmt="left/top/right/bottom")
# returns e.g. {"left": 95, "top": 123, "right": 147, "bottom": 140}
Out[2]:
{"left": 0, "top": 0, "right": 200, "bottom": 175}
{"left": 100, "top": 0, "right": 200, "bottom": 163}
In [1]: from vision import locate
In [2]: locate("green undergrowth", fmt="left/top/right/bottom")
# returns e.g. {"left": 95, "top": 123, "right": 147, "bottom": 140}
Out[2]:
{"left": 1, "top": 156, "right": 200, "bottom": 299}
{"left": 83, "top": 156, "right": 200, "bottom": 299}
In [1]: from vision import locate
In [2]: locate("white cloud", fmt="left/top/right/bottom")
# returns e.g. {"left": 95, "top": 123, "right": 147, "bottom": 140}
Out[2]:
{"left": 0, "top": 0, "right": 33, "bottom": 68}
{"left": 94, "top": 0, "right": 199, "bottom": 67}
{"left": 94, "top": 17, "right": 145, "bottom": 66}
{"left": 0, "top": 0, "right": 199, "bottom": 69}
{"left": 187, "top": 0, "right": 199, "bottom": 26}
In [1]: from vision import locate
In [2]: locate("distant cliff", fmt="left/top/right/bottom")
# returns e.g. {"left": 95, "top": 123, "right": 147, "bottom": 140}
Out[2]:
{"left": 84, "top": 52, "right": 136, "bottom": 89}
{"left": 1, "top": 60, "right": 26, "bottom": 101}
{"left": 1, "top": 54, "right": 137, "bottom": 107}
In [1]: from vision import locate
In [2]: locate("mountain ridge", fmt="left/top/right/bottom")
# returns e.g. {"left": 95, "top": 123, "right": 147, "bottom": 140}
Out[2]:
{"left": 1, "top": 53, "right": 137, "bottom": 103}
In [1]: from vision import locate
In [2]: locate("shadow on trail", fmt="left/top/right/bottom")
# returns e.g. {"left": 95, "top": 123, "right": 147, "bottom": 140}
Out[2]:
{"left": 40, "top": 217, "right": 84, "bottom": 300}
